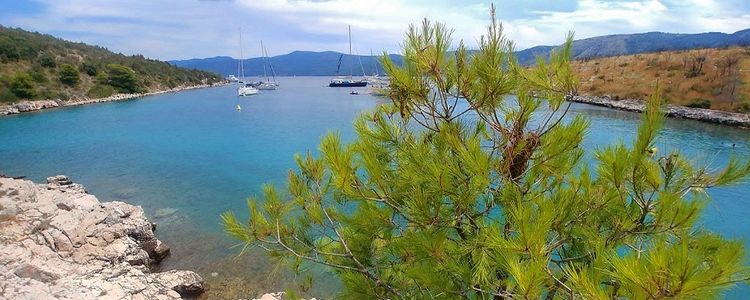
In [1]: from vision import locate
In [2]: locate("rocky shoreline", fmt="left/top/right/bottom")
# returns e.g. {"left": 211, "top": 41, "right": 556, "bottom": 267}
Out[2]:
{"left": 0, "top": 82, "right": 227, "bottom": 117}
{"left": 569, "top": 95, "right": 750, "bottom": 127}
{"left": 0, "top": 175, "right": 205, "bottom": 299}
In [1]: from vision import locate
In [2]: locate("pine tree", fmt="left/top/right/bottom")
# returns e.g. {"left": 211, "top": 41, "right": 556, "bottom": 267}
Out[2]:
{"left": 10, "top": 72, "right": 35, "bottom": 99}
{"left": 223, "top": 7, "right": 750, "bottom": 299}
{"left": 59, "top": 64, "right": 80, "bottom": 87}
{"left": 106, "top": 64, "right": 144, "bottom": 93}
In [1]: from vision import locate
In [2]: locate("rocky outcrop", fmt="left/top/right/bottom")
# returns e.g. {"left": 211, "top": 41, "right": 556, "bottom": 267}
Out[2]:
{"left": 569, "top": 95, "right": 750, "bottom": 127}
{"left": 0, "top": 175, "right": 204, "bottom": 299}
{"left": 249, "top": 292, "right": 317, "bottom": 300}
{"left": 0, "top": 100, "right": 60, "bottom": 115}
{"left": 253, "top": 292, "right": 287, "bottom": 300}
{"left": 0, "top": 83, "right": 226, "bottom": 116}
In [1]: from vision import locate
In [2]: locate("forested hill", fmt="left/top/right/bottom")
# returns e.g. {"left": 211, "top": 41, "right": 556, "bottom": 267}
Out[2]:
{"left": 0, "top": 26, "right": 223, "bottom": 103}
{"left": 171, "top": 28, "right": 750, "bottom": 76}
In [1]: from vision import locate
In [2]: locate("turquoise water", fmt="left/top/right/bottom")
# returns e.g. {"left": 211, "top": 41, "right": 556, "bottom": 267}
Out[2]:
{"left": 1, "top": 77, "right": 749, "bottom": 298}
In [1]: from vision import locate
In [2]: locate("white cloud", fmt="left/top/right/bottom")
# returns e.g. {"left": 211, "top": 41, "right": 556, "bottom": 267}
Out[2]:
{"left": 2, "top": 0, "right": 748, "bottom": 60}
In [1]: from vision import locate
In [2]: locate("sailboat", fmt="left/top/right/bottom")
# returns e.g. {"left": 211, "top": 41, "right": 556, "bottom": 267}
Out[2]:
{"left": 329, "top": 25, "right": 367, "bottom": 87}
{"left": 237, "top": 28, "right": 258, "bottom": 96}
{"left": 255, "top": 40, "right": 279, "bottom": 90}
{"left": 367, "top": 50, "right": 390, "bottom": 96}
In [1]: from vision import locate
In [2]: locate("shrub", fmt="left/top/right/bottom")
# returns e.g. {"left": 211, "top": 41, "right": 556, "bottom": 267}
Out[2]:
{"left": 95, "top": 73, "right": 108, "bottom": 85}
{"left": 0, "top": 36, "right": 20, "bottom": 62}
{"left": 10, "top": 73, "right": 35, "bottom": 99}
{"left": 106, "top": 64, "right": 144, "bottom": 93}
{"left": 0, "top": 86, "right": 19, "bottom": 103}
{"left": 81, "top": 62, "right": 97, "bottom": 76}
{"left": 37, "top": 52, "right": 56, "bottom": 68}
{"left": 58, "top": 64, "right": 80, "bottom": 86}
{"left": 686, "top": 98, "right": 711, "bottom": 109}
{"left": 37, "top": 88, "right": 69, "bottom": 100}
{"left": 28, "top": 68, "right": 47, "bottom": 83}
{"left": 85, "top": 84, "right": 115, "bottom": 98}
{"left": 734, "top": 102, "right": 750, "bottom": 113}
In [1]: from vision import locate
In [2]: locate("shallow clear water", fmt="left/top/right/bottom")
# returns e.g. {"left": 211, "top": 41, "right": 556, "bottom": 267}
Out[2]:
{"left": 1, "top": 77, "right": 749, "bottom": 298}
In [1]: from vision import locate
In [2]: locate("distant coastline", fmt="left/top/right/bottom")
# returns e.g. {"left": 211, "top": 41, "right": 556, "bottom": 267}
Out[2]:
{"left": 0, "top": 82, "right": 229, "bottom": 117}
{"left": 570, "top": 95, "right": 750, "bottom": 127}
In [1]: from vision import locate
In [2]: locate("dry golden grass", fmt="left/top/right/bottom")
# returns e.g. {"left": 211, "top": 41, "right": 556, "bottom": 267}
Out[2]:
{"left": 573, "top": 47, "right": 750, "bottom": 112}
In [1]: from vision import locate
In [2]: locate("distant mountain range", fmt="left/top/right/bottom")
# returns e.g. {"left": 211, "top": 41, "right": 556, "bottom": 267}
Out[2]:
{"left": 170, "top": 29, "right": 750, "bottom": 76}
{"left": 515, "top": 28, "right": 750, "bottom": 65}
{"left": 171, "top": 51, "right": 403, "bottom": 77}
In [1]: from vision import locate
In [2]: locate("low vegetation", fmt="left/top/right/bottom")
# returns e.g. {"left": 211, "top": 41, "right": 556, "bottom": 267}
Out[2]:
{"left": 574, "top": 47, "right": 750, "bottom": 112}
{"left": 223, "top": 9, "right": 750, "bottom": 299}
{"left": 0, "top": 26, "right": 222, "bottom": 103}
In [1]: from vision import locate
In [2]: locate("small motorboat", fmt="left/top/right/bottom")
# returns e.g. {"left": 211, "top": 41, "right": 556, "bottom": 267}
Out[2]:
{"left": 350, "top": 90, "right": 359, "bottom": 95}
{"left": 238, "top": 82, "right": 259, "bottom": 96}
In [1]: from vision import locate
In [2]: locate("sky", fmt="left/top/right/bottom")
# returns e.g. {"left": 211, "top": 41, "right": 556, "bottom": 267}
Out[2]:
{"left": 1, "top": 0, "right": 749, "bottom": 60}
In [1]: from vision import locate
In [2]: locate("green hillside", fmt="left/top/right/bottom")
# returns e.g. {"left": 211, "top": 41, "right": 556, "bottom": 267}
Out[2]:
{"left": 0, "top": 26, "right": 223, "bottom": 103}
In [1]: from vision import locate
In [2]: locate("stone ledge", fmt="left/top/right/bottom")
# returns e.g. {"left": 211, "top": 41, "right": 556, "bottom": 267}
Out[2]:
{"left": 568, "top": 95, "right": 750, "bottom": 127}
{"left": 0, "top": 175, "right": 204, "bottom": 299}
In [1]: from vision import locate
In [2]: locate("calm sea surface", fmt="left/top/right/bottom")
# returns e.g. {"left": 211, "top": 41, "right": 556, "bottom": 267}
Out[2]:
{"left": 1, "top": 77, "right": 749, "bottom": 298}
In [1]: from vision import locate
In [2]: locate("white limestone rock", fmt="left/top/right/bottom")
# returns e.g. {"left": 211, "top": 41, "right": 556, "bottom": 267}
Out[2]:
{"left": 0, "top": 175, "right": 205, "bottom": 299}
{"left": 568, "top": 95, "right": 750, "bottom": 127}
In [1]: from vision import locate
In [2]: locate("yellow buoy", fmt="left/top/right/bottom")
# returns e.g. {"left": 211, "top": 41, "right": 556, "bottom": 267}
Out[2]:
{"left": 236, "top": 104, "right": 241, "bottom": 111}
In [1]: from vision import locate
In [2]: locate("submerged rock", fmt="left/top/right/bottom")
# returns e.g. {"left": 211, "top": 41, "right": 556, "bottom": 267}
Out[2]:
{"left": 112, "top": 187, "right": 139, "bottom": 200}
{"left": 0, "top": 175, "right": 204, "bottom": 299}
{"left": 255, "top": 292, "right": 286, "bottom": 300}
{"left": 250, "top": 292, "right": 318, "bottom": 300}
{"left": 153, "top": 207, "right": 179, "bottom": 219}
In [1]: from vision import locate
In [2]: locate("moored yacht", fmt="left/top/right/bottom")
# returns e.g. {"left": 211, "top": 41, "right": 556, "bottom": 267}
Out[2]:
{"left": 329, "top": 77, "right": 367, "bottom": 87}
{"left": 329, "top": 25, "right": 368, "bottom": 88}
{"left": 255, "top": 40, "right": 279, "bottom": 90}
{"left": 236, "top": 28, "right": 258, "bottom": 96}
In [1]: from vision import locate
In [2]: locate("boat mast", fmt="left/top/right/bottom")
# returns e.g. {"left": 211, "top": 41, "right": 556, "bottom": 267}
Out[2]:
{"left": 357, "top": 51, "right": 366, "bottom": 77}
{"left": 371, "top": 48, "right": 379, "bottom": 76}
{"left": 261, "top": 40, "right": 268, "bottom": 81}
{"left": 265, "top": 44, "right": 277, "bottom": 82}
{"left": 239, "top": 27, "right": 245, "bottom": 80}
{"left": 348, "top": 25, "right": 353, "bottom": 80}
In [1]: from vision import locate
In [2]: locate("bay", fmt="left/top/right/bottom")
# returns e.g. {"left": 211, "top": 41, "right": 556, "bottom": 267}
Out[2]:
{"left": 1, "top": 77, "right": 748, "bottom": 298}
